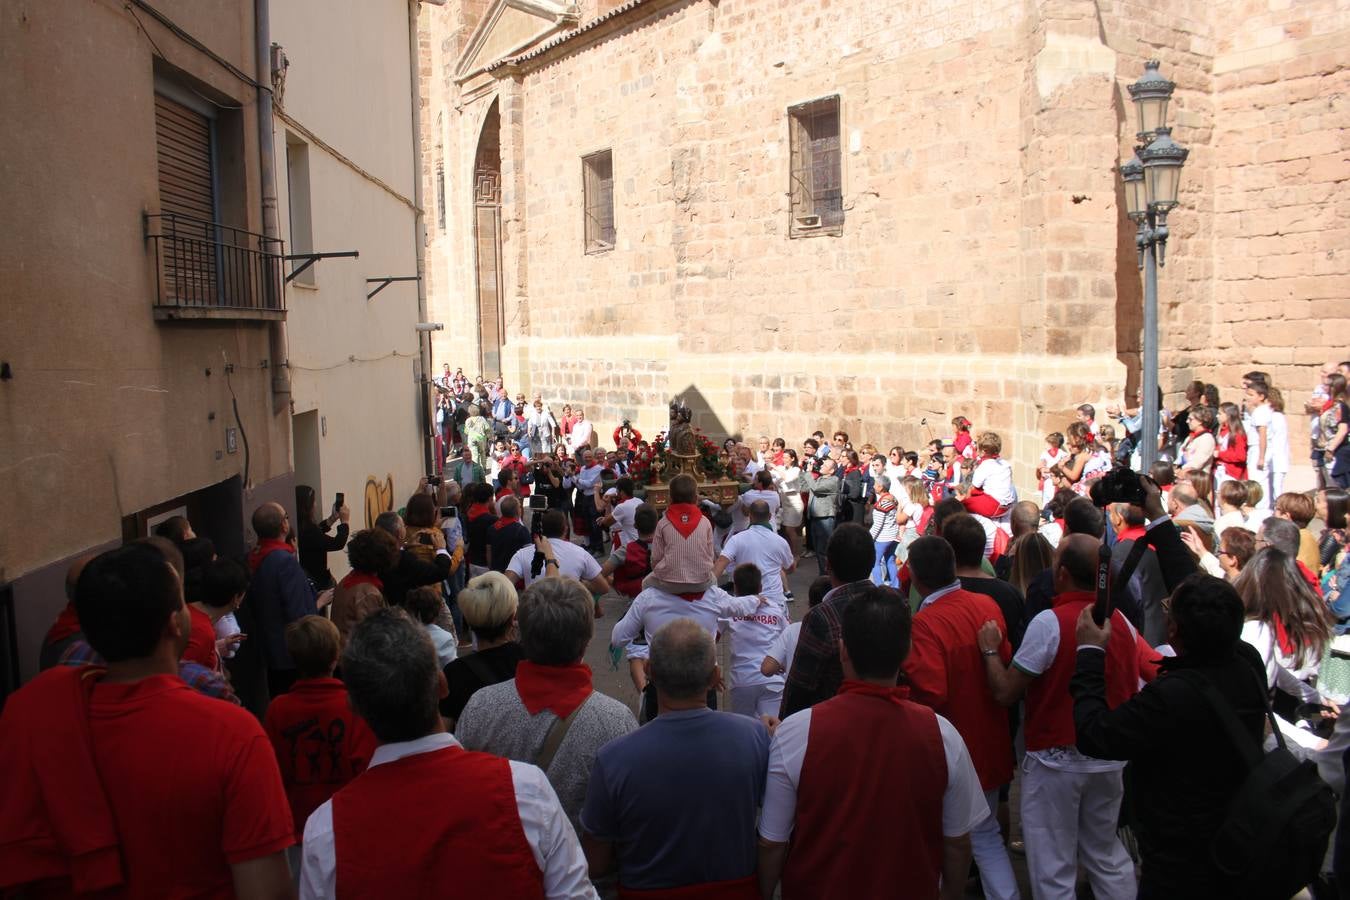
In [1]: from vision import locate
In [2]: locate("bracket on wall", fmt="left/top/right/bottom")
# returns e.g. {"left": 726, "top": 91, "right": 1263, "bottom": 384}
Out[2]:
{"left": 284, "top": 250, "right": 360, "bottom": 283}
{"left": 366, "top": 276, "right": 421, "bottom": 300}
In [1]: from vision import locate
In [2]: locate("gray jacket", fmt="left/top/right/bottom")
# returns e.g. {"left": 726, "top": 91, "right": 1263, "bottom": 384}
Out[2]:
{"left": 808, "top": 474, "right": 841, "bottom": 519}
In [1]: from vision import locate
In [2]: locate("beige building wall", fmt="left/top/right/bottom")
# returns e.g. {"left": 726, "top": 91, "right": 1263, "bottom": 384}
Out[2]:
{"left": 0, "top": 0, "right": 295, "bottom": 681}
{"left": 271, "top": 0, "right": 426, "bottom": 561}
{"left": 422, "top": 0, "right": 1349, "bottom": 491}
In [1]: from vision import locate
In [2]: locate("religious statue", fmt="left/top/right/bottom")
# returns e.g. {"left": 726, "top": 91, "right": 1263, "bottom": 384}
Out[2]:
{"left": 667, "top": 399, "right": 698, "bottom": 457}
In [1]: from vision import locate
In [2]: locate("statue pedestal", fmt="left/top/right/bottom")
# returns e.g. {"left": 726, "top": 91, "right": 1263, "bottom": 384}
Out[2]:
{"left": 640, "top": 478, "right": 743, "bottom": 512}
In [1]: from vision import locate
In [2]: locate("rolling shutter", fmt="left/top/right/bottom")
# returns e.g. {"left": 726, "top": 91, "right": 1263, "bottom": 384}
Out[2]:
{"left": 154, "top": 93, "right": 216, "bottom": 304}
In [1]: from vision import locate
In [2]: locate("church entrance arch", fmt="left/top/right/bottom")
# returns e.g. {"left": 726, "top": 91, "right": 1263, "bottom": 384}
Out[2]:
{"left": 473, "top": 100, "right": 503, "bottom": 378}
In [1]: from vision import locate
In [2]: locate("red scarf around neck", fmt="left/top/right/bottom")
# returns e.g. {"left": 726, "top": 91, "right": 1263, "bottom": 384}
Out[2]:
{"left": 340, "top": 571, "right": 383, "bottom": 591}
{"left": 665, "top": 503, "right": 703, "bottom": 538}
{"left": 838, "top": 679, "right": 911, "bottom": 706}
{"left": 466, "top": 502, "right": 493, "bottom": 521}
{"left": 248, "top": 538, "right": 295, "bottom": 573}
{"left": 493, "top": 516, "right": 521, "bottom": 531}
{"left": 514, "top": 660, "right": 593, "bottom": 719}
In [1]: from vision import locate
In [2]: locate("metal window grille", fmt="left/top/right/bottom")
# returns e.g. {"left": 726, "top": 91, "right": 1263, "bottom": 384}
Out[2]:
{"left": 789, "top": 96, "right": 843, "bottom": 235}
{"left": 436, "top": 161, "right": 447, "bottom": 232}
{"left": 583, "top": 150, "right": 616, "bottom": 253}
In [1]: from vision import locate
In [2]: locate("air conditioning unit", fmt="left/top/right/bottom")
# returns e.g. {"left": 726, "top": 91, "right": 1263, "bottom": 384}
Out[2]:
{"left": 795, "top": 215, "right": 822, "bottom": 228}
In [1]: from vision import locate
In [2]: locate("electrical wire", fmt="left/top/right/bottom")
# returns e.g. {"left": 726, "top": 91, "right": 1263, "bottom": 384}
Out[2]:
{"left": 119, "top": 0, "right": 269, "bottom": 93}
{"left": 222, "top": 352, "right": 251, "bottom": 491}
{"left": 288, "top": 350, "right": 421, "bottom": 373}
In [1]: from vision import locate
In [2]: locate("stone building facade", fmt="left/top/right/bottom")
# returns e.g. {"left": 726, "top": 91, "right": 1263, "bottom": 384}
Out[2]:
{"left": 419, "top": 0, "right": 1349, "bottom": 489}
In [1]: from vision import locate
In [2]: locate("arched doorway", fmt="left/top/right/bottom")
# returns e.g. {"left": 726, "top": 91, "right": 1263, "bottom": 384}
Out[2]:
{"left": 473, "top": 101, "right": 504, "bottom": 378}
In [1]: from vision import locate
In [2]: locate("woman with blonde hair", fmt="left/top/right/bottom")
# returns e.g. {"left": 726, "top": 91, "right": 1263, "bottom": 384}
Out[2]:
{"left": 896, "top": 476, "right": 930, "bottom": 560}
{"left": 440, "top": 571, "right": 522, "bottom": 727}
{"left": 1007, "top": 532, "right": 1054, "bottom": 596}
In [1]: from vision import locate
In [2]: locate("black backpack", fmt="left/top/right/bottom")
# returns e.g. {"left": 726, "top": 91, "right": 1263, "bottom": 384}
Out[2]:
{"left": 1187, "top": 670, "right": 1335, "bottom": 900}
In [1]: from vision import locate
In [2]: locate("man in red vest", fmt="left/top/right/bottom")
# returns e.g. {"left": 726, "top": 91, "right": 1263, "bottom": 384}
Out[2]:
{"left": 757, "top": 585, "right": 989, "bottom": 900}
{"left": 977, "top": 535, "right": 1150, "bottom": 900}
{"left": 904, "top": 536, "right": 1020, "bottom": 900}
{"left": 0, "top": 539, "right": 295, "bottom": 898}
{"left": 298, "top": 608, "right": 595, "bottom": 899}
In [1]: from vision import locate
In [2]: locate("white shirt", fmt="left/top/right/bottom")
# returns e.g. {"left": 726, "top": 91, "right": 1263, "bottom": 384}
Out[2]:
{"left": 610, "top": 585, "right": 759, "bottom": 648}
{"left": 1241, "top": 619, "right": 1321, "bottom": 705}
{"left": 610, "top": 496, "right": 642, "bottom": 547}
{"left": 717, "top": 526, "right": 794, "bottom": 602}
{"left": 568, "top": 420, "right": 594, "bottom": 453}
{"left": 507, "top": 538, "right": 602, "bottom": 588}
{"left": 576, "top": 463, "right": 604, "bottom": 492}
{"left": 425, "top": 623, "right": 458, "bottom": 668}
{"left": 971, "top": 458, "right": 1016, "bottom": 506}
{"left": 1012, "top": 610, "right": 1135, "bottom": 773}
{"left": 767, "top": 621, "right": 803, "bottom": 676}
{"left": 725, "top": 597, "right": 788, "bottom": 688}
{"left": 758, "top": 707, "right": 988, "bottom": 843}
{"left": 1268, "top": 411, "right": 1290, "bottom": 473}
{"left": 299, "top": 733, "right": 597, "bottom": 900}
{"left": 1247, "top": 403, "right": 1273, "bottom": 470}
{"left": 739, "top": 488, "right": 782, "bottom": 528}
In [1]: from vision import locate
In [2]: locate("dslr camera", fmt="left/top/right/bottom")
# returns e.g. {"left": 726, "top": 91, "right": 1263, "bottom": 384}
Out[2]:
{"left": 1088, "top": 467, "right": 1146, "bottom": 508}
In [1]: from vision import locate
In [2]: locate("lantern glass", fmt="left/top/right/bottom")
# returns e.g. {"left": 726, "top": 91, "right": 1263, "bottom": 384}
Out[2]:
{"left": 1146, "top": 162, "right": 1182, "bottom": 209}
{"left": 1136, "top": 94, "right": 1170, "bottom": 138}
{"left": 1121, "top": 157, "right": 1146, "bottom": 218}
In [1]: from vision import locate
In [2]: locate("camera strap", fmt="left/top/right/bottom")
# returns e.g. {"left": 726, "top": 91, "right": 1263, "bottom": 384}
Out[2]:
{"left": 1095, "top": 533, "right": 1152, "bottom": 625}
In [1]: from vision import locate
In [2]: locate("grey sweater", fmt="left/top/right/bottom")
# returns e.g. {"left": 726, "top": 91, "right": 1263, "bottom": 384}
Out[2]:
{"left": 455, "top": 679, "right": 638, "bottom": 832}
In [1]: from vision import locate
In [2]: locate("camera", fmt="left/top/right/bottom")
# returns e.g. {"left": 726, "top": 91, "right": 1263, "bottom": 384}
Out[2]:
{"left": 334, "top": 492, "right": 344, "bottom": 509}
{"left": 1088, "top": 467, "right": 1146, "bottom": 508}
{"left": 528, "top": 495, "right": 549, "bottom": 510}
{"left": 529, "top": 495, "right": 548, "bottom": 536}
{"left": 426, "top": 475, "right": 442, "bottom": 487}
{"left": 440, "top": 506, "right": 457, "bottom": 519}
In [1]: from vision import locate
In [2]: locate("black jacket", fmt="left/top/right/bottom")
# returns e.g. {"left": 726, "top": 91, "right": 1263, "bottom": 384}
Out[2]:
{"left": 1072, "top": 643, "right": 1269, "bottom": 897}
{"left": 383, "top": 549, "right": 451, "bottom": 608}
{"left": 298, "top": 519, "right": 349, "bottom": 588}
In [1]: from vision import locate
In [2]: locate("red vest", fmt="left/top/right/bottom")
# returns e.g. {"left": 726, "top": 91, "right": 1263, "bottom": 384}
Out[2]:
{"left": 614, "top": 540, "right": 653, "bottom": 599}
{"left": 782, "top": 687, "right": 947, "bottom": 900}
{"left": 905, "top": 590, "right": 1013, "bottom": 790}
{"left": 332, "top": 745, "right": 542, "bottom": 899}
{"left": 1023, "top": 592, "right": 1141, "bottom": 753}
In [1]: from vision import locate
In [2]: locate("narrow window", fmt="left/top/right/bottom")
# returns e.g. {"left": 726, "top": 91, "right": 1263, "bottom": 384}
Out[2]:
{"left": 788, "top": 96, "right": 843, "bottom": 236}
{"left": 582, "top": 150, "right": 615, "bottom": 253}
{"left": 285, "top": 137, "right": 314, "bottom": 285}
{"left": 436, "top": 160, "right": 447, "bottom": 233}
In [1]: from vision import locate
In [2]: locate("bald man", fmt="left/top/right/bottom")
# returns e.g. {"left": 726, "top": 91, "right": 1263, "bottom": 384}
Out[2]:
{"left": 976, "top": 534, "right": 1157, "bottom": 900}
{"left": 245, "top": 501, "right": 328, "bottom": 697}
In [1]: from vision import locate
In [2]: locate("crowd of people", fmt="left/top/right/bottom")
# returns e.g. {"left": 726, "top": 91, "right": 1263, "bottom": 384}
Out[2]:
{"left": 4, "top": 359, "right": 1350, "bottom": 899}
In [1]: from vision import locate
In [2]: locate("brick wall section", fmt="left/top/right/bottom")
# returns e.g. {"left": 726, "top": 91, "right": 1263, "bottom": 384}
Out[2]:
{"left": 420, "top": 0, "right": 1350, "bottom": 490}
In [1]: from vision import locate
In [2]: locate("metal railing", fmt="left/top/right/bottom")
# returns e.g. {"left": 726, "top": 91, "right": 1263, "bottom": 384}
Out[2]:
{"left": 145, "top": 213, "right": 285, "bottom": 313}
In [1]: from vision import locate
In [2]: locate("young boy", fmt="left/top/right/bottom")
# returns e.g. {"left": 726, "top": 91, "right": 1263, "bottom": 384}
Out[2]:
{"left": 960, "top": 432, "right": 1017, "bottom": 521}
{"left": 405, "top": 585, "right": 458, "bottom": 668}
{"left": 1213, "top": 480, "right": 1248, "bottom": 539}
{"left": 262, "top": 616, "right": 377, "bottom": 854}
{"left": 643, "top": 474, "right": 715, "bottom": 594}
{"left": 1037, "top": 432, "right": 1067, "bottom": 505}
{"left": 761, "top": 575, "right": 831, "bottom": 680}
{"left": 724, "top": 563, "right": 787, "bottom": 718}
{"left": 603, "top": 504, "right": 659, "bottom": 698}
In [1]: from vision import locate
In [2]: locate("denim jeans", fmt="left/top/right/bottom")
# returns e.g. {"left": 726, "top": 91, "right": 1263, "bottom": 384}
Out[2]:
{"left": 810, "top": 517, "right": 836, "bottom": 574}
{"left": 872, "top": 540, "right": 899, "bottom": 586}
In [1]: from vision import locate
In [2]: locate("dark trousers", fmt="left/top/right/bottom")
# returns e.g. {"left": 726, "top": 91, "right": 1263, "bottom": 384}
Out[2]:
{"left": 578, "top": 492, "right": 603, "bottom": 553}
{"left": 810, "top": 517, "right": 836, "bottom": 574}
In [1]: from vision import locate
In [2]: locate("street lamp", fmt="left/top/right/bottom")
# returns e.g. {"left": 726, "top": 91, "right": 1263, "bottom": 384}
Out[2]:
{"left": 1124, "top": 60, "right": 1189, "bottom": 470}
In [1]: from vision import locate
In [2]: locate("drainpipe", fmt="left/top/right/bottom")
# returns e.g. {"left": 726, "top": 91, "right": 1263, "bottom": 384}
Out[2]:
{"left": 256, "top": 0, "right": 291, "bottom": 415}
{"left": 409, "top": 0, "right": 434, "bottom": 474}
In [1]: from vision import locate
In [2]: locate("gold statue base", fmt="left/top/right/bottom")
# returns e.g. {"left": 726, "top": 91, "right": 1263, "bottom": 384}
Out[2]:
{"left": 641, "top": 451, "right": 741, "bottom": 511}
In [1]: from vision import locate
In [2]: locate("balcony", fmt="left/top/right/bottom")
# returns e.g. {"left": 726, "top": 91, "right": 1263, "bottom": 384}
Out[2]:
{"left": 145, "top": 213, "right": 286, "bottom": 321}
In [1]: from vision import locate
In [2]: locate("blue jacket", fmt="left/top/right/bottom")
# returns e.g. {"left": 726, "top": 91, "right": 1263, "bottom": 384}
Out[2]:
{"left": 247, "top": 549, "right": 317, "bottom": 670}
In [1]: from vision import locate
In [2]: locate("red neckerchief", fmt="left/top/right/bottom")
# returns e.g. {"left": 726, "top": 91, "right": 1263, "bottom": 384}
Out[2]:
{"left": 675, "top": 591, "right": 706, "bottom": 602}
{"left": 1272, "top": 614, "right": 1296, "bottom": 657}
{"left": 1117, "top": 525, "right": 1147, "bottom": 542}
{"left": 340, "top": 571, "right": 383, "bottom": 591}
{"left": 1187, "top": 428, "right": 1207, "bottom": 440}
{"left": 466, "top": 502, "right": 493, "bottom": 521}
{"left": 248, "top": 538, "right": 295, "bottom": 573}
{"left": 845, "top": 464, "right": 865, "bottom": 475}
{"left": 838, "top": 679, "right": 911, "bottom": 706}
{"left": 514, "top": 660, "right": 593, "bottom": 719}
{"left": 47, "top": 602, "right": 82, "bottom": 644}
{"left": 1322, "top": 398, "right": 1337, "bottom": 414}
{"left": 979, "top": 453, "right": 1000, "bottom": 463}
{"left": 665, "top": 503, "right": 703, "bottom": 538}
{"left": 1054, "top": 517, "right": 1066, "bottom": 532}
{"left": 1083, "top": 430, "right": 1096, "bottom": 445}
{"left": 493, "top": 516, "right": 521, "bottom": 531}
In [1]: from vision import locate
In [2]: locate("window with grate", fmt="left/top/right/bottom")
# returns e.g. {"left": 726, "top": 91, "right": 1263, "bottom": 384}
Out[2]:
{"left": 582, "top": 150, "right": 615, "bottom": 253}
{"left": 436, "top": 161, "right": 447, "bottom": 233}
{"left": 788, "top": 96, "right": 843, "bottom": 237}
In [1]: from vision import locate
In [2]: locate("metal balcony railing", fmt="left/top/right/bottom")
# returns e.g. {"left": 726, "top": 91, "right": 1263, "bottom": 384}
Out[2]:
{"left": 145, "top": 213, "right": 285, "bottom": 320}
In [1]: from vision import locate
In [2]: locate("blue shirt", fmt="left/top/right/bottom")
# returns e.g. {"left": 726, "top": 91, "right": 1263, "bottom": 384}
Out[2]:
{"left": 580, "top": 707, "right": 769, "bottom": 889}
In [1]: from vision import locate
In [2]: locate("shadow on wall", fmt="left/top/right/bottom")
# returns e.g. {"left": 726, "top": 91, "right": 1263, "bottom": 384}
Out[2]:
{"left": 674, "top": 385, "right": 737, "bottom": 445}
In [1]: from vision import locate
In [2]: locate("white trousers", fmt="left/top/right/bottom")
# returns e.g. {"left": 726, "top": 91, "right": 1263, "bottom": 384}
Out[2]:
{"left": 1021, "top": 756, "right": 1136, "bottom": 900}
{"left": 973, "top": 787, "right": 1020, "bottom": 900}
{"left": 729, "top": 684, "right": 782, "bottom": 718}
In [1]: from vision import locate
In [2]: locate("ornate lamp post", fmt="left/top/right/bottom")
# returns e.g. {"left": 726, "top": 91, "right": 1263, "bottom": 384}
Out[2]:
{"left": 1124, "top": 60, "right": 1189, "bottom": 469}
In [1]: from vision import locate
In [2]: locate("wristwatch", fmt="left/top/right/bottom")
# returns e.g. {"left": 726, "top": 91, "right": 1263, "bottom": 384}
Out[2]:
{"left": 981, "top": 648, "right": 999, "bottom": 657}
